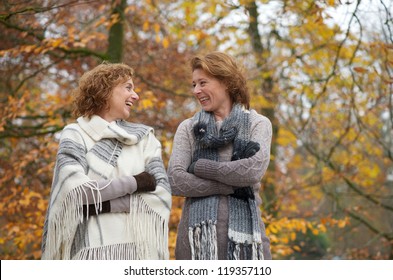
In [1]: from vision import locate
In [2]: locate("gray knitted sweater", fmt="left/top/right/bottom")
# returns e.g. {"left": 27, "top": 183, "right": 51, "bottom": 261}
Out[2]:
{"left": 168, "top": 109, "right": 272, "bottom": 260}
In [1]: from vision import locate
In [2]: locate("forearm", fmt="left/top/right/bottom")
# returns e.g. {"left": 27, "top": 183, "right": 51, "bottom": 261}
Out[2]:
{"left": 81, "top": 176, "right": 137, "bottom": 204}
{"left": 192, "top": 155, "right": 269, "bottom": 187}
{"left": 193, "top": 115, "right": 272, "bottom": 186}
{"left": 168, "top": 119, "right": 235, "bottom": 198}
{"left": 168, "top": 167, "right": 234, "bottom": 197}
{"left": 82, "top": 172, "right": 159, "bottom": 216}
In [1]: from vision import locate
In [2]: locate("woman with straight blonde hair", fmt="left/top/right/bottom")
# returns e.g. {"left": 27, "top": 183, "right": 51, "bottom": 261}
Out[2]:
{"left": 168, "top": 51, "right": 272, "bottom": 260}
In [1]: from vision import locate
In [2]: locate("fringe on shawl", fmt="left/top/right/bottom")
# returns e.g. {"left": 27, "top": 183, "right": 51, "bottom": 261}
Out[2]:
{"left": 74, "top": 243, "right": 141, "bottom": 260}
{"left": 42, "top": 182, "right": 96, "bottom": 260}
{"left": 188, "top": 220, "right": 217, "bottom": 260}
{"left": 125, "top": 193, "right": 169, "bottom": 260}
{"left": 73, "top": 194, "right": 169, "bottom": 260}
{"left": 42, "top": 182, "right": 169, "bottom": 260}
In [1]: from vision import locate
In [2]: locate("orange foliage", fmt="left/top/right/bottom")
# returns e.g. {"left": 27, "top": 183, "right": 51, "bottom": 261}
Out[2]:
{"left": 1, "top": 0, "right": 392, "bottom": 260}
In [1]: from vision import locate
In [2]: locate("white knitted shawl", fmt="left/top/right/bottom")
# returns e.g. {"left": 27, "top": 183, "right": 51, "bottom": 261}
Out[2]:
{"left": 41, "top": 115, "right": 171, "bottom": 260}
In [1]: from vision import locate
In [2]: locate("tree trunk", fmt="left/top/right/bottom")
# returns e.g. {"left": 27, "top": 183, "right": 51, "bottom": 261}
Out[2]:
{"left": 246, "top": 0, "right": 278, "bottom": 218}
{"left": 107, "top": 0, "right": 126, "bottom": 62}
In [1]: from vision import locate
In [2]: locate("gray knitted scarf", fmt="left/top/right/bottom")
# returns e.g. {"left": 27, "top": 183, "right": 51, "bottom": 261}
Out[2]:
{"left": 188, "top": 104, "right": 264, "bottom": 260}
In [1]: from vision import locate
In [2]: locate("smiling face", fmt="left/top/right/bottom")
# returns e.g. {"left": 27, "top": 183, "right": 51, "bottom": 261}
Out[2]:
{"left": 192, "top": 68, "right": 233, "bottom": 121}
{"left": 98, "top": 78, "right": 139, "bottom": 122}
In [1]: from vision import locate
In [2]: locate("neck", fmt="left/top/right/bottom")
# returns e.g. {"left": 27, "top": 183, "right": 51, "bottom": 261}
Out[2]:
{"left": 213, "top": 104, "right": 233, "bottom": 121}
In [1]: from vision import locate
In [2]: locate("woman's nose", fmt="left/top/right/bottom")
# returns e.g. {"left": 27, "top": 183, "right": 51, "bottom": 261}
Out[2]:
{"left": 193, "top": 85, "right": 201, "bottom": 95}
{"left": 132, "top": 91, "right": 139, "bottom": 100}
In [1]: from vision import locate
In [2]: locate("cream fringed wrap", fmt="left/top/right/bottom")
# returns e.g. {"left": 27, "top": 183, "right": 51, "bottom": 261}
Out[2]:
{"left": 41, "top": 116, "right": 171, "bottom": 260}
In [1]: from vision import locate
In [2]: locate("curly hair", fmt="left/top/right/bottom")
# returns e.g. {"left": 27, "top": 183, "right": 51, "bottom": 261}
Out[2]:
{"left": 191, "top": 51, "right": 250, "bottom": 109}
{"left": 72, "top": 62, "right": 134, "bottom": 118}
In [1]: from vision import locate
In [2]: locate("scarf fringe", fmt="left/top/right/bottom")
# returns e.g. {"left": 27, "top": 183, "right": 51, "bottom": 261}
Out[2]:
{"left": 42, "top": 183, "right": 169, "bottom": 260}
{"left": 188, "top": 220, "right": 217, "bottom": 260}
{"left": 189, "top": 105, "right": 266, "bottom": 260}
{"left": 228, "top": 241, "right": 264, "bottom": 260}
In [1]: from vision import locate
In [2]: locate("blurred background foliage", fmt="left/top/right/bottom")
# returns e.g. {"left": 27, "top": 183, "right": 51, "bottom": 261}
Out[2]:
{"left": 0, "top": 0, "right": 392, "bottom": 260}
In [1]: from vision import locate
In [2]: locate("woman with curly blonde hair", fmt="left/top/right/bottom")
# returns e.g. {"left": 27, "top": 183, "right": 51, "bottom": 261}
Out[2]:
{"left": 42, "top": 62, "right": 171, "bottom": 260}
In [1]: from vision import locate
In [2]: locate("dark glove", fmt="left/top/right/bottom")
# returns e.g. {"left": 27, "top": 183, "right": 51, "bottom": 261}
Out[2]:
{"left": 82, "top": 195, "right": 131, "bottom": 217}
{"left": 219, "top": 127, "right": 237, "bottom": 145}
{"left": 232, "top": 140, "right": 260, "bottom": 161}
{"left": 187, "top": 161, "right": 196, "bottom": 174}
{"left": 134, "top": 171, "right": 156, "bottom": 192}
{"left": 243, "top": 141, "right": 260, "bottom": 158}
{"left": 230, "top": 187, "right": 255, "bottom": 201}
{"left": 83, "top": 200, "right": 111, "bottom": 217}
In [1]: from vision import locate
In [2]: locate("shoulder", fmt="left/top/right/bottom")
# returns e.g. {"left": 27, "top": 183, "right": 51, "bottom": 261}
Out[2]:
{"left": 55, "top": 123, "right": 90, "bottom": 151}
{"left": 249, "top": 109, "right": 272, "bottom": 135}
{"left": 60, "top": 122, "right": 84, "bottom": 139}
{"left": 175, "top": 118, "right": 194, "bottom": 134}
{"left": 249, "top": 109, "right": 271, "bottom": 125}
{"left": 172, "top": 117, "right": 196, "bottom": 146}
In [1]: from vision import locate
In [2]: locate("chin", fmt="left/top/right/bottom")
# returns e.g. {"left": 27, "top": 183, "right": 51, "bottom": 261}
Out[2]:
{"left": 123, "top": 112, "right": 131, "bottom": 119}
{"left": 201, "top": 105, "right": 211, "bottom": 111}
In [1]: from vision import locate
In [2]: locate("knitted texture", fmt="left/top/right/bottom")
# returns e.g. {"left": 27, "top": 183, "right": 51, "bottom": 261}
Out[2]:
{"left": 41, "top": 115, "right": 171, "bottom": 260}
{"left": 188, "top": 104, "right": 264, "bottom": 260}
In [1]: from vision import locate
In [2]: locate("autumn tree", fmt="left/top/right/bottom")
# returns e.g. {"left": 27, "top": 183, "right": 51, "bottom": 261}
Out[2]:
{"left": 239, "top": 0, "right": 393, "bottom": 259}
{"left": 0, "top": 0, "right": 193, "bottom": 259}
{"left": 1, "top": 0, "right": 392, "bottom": 260}
{"left": 166, "top": 0, "right": 393, "bottom": 259}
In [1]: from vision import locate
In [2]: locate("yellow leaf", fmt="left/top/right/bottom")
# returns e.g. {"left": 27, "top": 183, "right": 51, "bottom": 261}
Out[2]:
{"left": 51, "top": 38, "right": 62, "bottom": 48}
{"left": 143, "top": 21, "right": 149, "bottom": 31}
{"left": 208, "top": 4, "right": 216, "bottom": 14}
{"left": 38, "top": 199, "right": 47, "bottom": 211}
{"left": 140, "top": 99, "right": 154, "bottom": 110}
{"left": 293, "top": 245, "right": 301, "bottom": 252}
{"left": 318, "top": 224, "right": 327, "bottom": 232}
{"left": 154, "top": 23, "right": 160, "bottom": 33}
{"left": 268, "top": 225, "right": 278, "bottom": 234}
{"left": 338, "top": 220, "right": 347, "bottom": 228}
{"left": 277, "top": 128, "right": 297, "bottom": 147}
{"left": 327, "top": 0, "right": 335, "bottom": 6}
{"left": 252, "top": 95, "right": 274, "bottom": 109}
{"left": 162, "top": 37, "right": 170, "bottom": 49}
{"left": 23, "top": 45, "right": 36, "bottom": 53}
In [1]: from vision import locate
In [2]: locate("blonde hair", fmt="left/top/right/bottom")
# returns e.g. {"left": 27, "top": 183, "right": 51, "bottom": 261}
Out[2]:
{"left": 72, "top": 62, "right": 134, "bottom": 118}
{"left": 191, "top": 51, "right": 250, "bottom": 109}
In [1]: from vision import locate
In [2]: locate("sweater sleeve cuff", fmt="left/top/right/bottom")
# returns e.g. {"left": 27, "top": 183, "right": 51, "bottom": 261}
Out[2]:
{"left": 193, "top": 159, "right": 218, "bottom": 180}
